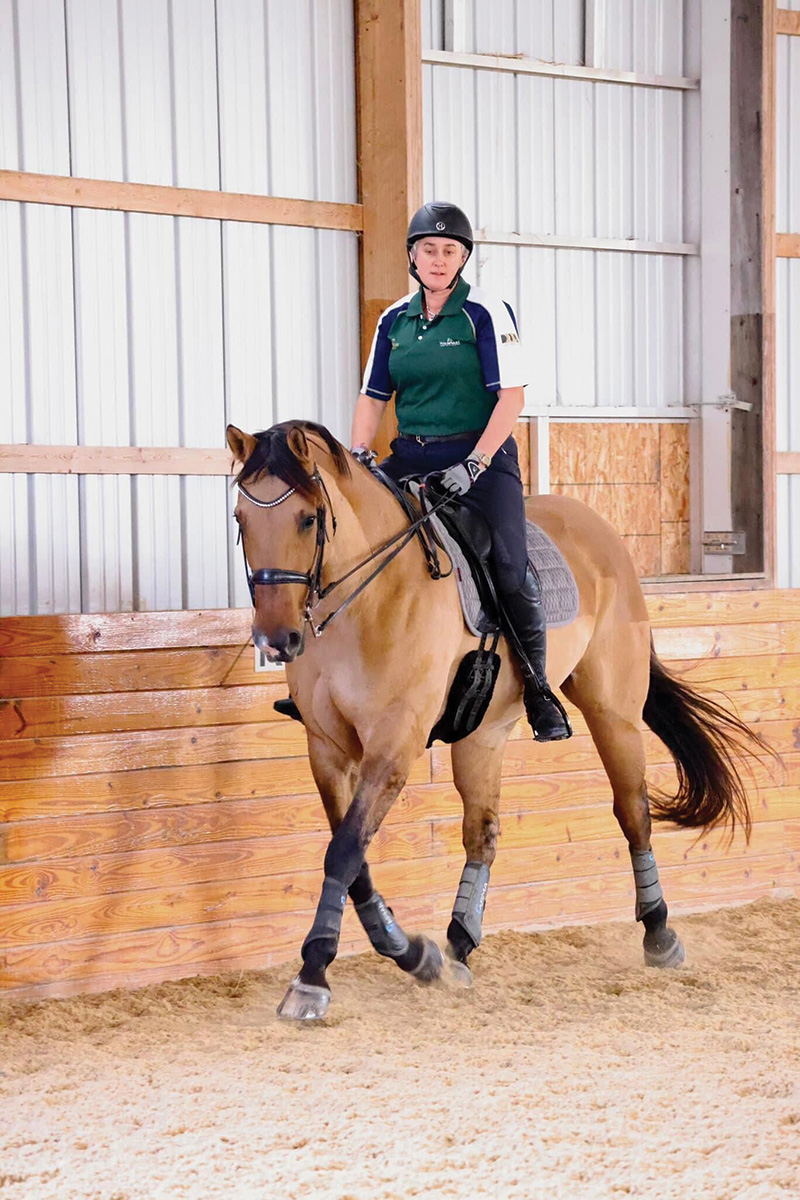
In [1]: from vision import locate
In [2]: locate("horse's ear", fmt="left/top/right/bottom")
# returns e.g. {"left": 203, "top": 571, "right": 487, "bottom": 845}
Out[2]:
{"left": 287, "top": 425, "right": 311, "bottom": 465}
{"left": 226, "top": 424, "right": 257, "bottom": 466}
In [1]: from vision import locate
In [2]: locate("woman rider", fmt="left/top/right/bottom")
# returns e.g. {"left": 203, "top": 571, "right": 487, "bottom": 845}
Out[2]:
{"left": 350, "top": 201, "right": 571, "bottom": 743}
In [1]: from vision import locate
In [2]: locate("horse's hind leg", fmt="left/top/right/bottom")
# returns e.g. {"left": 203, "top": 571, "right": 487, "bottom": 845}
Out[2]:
{"left": 563, "top": 648, "right": 685, "bottom": 969}
{"left": 446, "top": 727, "right": 509, "bottom": 981}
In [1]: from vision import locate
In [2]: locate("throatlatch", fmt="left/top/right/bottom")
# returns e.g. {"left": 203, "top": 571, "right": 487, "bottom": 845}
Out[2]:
{"left": 450, "top": 861, "right": 491, "bottom": 946}
{"left": 630, "top": 848, "right": 664, "bottom": 921}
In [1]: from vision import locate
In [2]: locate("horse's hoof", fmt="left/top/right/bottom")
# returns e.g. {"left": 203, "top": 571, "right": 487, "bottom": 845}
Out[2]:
{"left": 409, "top": 936, "right": 444, "bottom": 984}
{"left": 442, "top": 957, "right": 473, "bottom": 989}
{"left": 276, "top": 976, "right": 331, "bottom": 1020}
{"left": 643, "top": 927, "right": 685, "bottom": 969}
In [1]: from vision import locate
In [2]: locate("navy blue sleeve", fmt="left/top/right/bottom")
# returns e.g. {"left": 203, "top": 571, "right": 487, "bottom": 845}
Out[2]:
{"left": 362, "top": 301, "right": 408, "bottom": 400}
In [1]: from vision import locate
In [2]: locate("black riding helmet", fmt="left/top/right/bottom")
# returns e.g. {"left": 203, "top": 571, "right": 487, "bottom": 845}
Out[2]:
{"left": 406, "top": 202, "right": 473, "bottom": 287}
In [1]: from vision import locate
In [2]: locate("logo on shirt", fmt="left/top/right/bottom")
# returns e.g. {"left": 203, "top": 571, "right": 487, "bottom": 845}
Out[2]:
{"left": 439, "top": 338, "right": 461, "bottom": 347}
{"left": 501, "top": 332, "right": 519, "bottom": 344}
{"left": 390, "top": 339, "right": 400, "bottom": 350}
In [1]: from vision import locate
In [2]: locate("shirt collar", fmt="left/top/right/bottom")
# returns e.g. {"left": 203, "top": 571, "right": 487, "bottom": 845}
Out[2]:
{"left": 406, "top": 275, "right": 470, "bottom": 318}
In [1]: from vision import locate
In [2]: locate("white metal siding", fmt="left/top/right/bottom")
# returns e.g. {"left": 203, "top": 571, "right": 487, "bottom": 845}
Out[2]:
{"left": 0, "top": 200, "right": 360, "bottom": 616}
{"left": 776, "top": 28, "right": 800, "bottom": 235}
{"left": 1, "top": 0, "right": 357, "bottom": 203}
{"left": 423, "top": 3, "right": 694, "bottom": 413}
{"left": 0, "top": 0, "right": 359, "bottom": 617}
{"left": 421, "top": 0, "right": 584, "bottom": 62}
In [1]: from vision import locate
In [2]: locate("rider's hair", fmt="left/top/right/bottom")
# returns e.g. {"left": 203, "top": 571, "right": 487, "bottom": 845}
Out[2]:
{"left": 235, "top": 421, "right": 351, "bottom": 502}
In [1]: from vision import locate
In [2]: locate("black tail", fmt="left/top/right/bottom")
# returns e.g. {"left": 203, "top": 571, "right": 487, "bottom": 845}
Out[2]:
{"left": 643, "top": 640, "right": 777, "bottom": 840}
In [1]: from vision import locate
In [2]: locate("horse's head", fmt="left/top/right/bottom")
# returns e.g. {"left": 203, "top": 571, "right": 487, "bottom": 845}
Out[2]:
{"left": 227, "top": 420, "right": 351, "bottom": 663}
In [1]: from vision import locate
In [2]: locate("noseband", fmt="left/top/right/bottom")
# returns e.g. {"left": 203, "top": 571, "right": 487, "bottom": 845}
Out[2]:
{"left": 236, "top": 472, "right": 333, "bottom": 630}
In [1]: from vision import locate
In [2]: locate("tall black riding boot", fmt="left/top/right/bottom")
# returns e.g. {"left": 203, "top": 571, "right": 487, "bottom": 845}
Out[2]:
{"left": 500, "top": 564, "right": 572, "bottom": 742}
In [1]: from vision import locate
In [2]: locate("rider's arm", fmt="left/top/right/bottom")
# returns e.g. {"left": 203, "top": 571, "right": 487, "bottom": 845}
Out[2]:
{"left": 473, "top": 386, "right": 525, "bottom": 460}
{"left": 350, "top": 392, "right": 386, "bottom": 450}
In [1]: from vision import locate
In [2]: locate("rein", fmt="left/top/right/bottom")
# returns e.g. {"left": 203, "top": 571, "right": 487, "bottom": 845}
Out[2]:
{"left": 236, "top": 469, "right": 454, "bottom": 639}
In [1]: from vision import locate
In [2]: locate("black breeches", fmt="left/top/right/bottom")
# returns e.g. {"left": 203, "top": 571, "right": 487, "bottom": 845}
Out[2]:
{"left": 380, "top": 434, "right": 529, "bottom": 594}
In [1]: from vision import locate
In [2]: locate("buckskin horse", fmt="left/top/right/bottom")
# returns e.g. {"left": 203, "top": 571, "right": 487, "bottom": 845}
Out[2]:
{"left": 226, "top": 420, "right": 764, "bottom": 1021}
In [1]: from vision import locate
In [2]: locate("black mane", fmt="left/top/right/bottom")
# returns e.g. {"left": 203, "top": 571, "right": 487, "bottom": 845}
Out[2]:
{"left": 235, "top": 421, "right": 351, "bottom": 501}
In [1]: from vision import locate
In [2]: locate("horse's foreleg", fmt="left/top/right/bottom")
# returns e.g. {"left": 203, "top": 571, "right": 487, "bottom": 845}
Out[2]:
{"left": 567, "top": 696, "right": 685, "bottom": 969}
{"left": 278, "top": 745, "right": 440, "bottom": 1020}
{"left": 303, "top": 734, "right": 415, "bottom": 965}
{"left": 446, "top": 730, "right": 509, "bottom": 980}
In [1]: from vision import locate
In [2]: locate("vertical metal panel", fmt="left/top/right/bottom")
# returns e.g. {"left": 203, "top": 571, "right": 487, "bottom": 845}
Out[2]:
{"left": 601, "top": 0, "right": 684, "bottom": 75}
{"left": 517, "top": 247, "right": 557, "bottom": 407}
{"left": 776, "top": 476, "right": 800, "bottom": 589}
{"left": 421, "top": 0, "right": 443, "bottom": 51}
{"left": 516, "top": 76, "right": 556, "bottom": 233}
{"left": 0, "top": 1, "right": 20, "bottom": 170}
{"left": 170, "top": 0, "right": 221, "bottom": 190}
{"left": 0, "top": 200, "right": 31, "bottom": 616}
{"left": 118, "top": 0, "right": 174, "bottom": 186}
{"left": 475, "top": 70, "right": 517, "bottom": 231}
{"left": 446, "top": 0, "right": 583, "bottom": 62}
{"left": 428, "top": 67, "right": 478, "bottom": 215}
{"left": 776, "top": 32, "right": 800, "bottom": 234}
{"left": 216, "top": 0, "right": 356, "bottom": 202}
{"left": 73, "top": 208, "right": 133, "bottom": 612}
{"left": 555, "top": 251, "right": 596, "bottom": 406}
{"left": 553, "top": 80, "right": 594, "bottom": 239}
{"left": 65, "top": 0, "right": 124, "bottom": 179}
{"left": 13, "top": 0, "right": 70, "bottom": 174}
{"left": 776, "top": 258, "right": 800, "bottom": 454}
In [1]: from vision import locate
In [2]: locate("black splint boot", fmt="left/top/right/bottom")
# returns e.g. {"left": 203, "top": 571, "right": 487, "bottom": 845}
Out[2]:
{"left": 500, "top": 565, "right": 572, "bottom": 743}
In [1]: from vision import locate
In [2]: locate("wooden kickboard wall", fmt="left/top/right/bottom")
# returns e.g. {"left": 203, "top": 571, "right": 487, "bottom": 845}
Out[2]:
{"left": 1, "top": 591, "right": 798, "bottom": 1002}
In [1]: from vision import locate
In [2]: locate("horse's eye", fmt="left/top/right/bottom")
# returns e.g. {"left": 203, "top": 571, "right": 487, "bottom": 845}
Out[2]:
{"left": 301, "top": 514, "right": 316, "bottom": 532}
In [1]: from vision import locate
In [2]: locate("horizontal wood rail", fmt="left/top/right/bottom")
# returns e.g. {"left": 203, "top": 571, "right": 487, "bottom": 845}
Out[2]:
{"left": 0, "top": 445, "right": 234, "bottom": 475}
{"left": 777, "top": 9, "right": 800, "bottom": 35}
{"left": 776, "top": 232, "right": 800, "bottom": 257}
{"left": 0, "top": 170, "right": 364, "bottom": 232}
{"left": 777, "top": 451, "right": 800, "bottom": 474}
{"left": 422, "top": 48, "right": 699, "bottom": 90}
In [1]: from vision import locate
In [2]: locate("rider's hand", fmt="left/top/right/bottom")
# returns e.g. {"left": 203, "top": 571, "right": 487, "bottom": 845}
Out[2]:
{"left": 350, "top": 443, "right": 377, "bottom": 469}
{"left": 435, "top": 453, "right": 487, "bottom": 496}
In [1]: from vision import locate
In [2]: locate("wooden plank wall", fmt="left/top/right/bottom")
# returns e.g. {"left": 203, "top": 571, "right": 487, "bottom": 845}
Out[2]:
{"left": 549, "top": 423, "right": 691, "bottom": 577}
{"left": 1, "top": 591, "right": 798, "bottom": 1002}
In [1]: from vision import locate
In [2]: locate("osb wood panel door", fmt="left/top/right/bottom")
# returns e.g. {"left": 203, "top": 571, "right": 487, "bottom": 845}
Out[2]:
{"left": 549, "top": 422, "right": 690, "bottom": 577}
{"left": 0, "top": 592, "right": 798, "bottom": 1001}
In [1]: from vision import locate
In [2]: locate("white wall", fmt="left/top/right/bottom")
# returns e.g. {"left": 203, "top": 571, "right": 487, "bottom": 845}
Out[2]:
{"left": 421, "top": 0, "right": 697, "bottom": 414}
{"left": 0, "top": 0, "right": 360, "bottom": 616}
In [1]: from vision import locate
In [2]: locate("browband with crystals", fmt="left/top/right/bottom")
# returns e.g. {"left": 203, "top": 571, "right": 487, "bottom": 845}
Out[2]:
{"left": 237, "top": 482, "right": 296, "bottom": 509}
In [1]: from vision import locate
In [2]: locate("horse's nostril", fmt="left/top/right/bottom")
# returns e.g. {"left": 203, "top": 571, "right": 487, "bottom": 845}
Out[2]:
{"left": 286, "top": 630, "right": 301, "bottom": 653}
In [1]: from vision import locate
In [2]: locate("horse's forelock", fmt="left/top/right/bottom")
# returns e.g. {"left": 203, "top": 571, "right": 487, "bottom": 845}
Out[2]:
{"left": 235, "top": 421, "right": 351, "bottom": 501}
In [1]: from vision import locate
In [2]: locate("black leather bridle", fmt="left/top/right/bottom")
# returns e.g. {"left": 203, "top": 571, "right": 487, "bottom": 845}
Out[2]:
{"left": 236, "top": 467, "right": 453, "bottom": 640}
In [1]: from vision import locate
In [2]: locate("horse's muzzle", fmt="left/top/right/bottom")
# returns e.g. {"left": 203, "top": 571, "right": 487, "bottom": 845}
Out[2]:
{"left": 253, "top": 625, "right": 304, "bottom": 663}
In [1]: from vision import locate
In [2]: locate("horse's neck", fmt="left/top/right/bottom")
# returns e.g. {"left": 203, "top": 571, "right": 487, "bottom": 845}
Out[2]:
{"left": 318, "top": 464, "right": 421, "bottom": 590}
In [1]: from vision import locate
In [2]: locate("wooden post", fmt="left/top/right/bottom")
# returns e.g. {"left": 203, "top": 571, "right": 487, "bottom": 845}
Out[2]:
{"left": 356, "top": 0, "right": 423, "bottom": 456}
{"left": 730, "top": 0, "right": 775, "bottom": 575}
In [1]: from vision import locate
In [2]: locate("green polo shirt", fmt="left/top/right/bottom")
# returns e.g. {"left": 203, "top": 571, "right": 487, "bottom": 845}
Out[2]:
{"left": 362, "top": 276, "right": 527, "bottom": 437}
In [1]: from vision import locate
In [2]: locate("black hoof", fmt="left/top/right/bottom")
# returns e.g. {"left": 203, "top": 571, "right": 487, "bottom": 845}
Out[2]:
{"left": 408, "top": 936, "right": 444, "bottom": 983}
{"left": 446, "top": 918, "right": 477, "bottom": 965}
{"left": 643, "top": 925, "right": 686, "bottom": 969}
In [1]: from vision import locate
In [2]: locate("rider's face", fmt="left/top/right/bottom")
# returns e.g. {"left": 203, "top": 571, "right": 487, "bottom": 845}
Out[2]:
{"left": 412, "top": 237, "right": 466, "bottom": 292}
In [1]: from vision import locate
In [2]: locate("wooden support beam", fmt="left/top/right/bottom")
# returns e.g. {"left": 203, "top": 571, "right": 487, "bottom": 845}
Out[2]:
{"left": 0, "top": 170, "right": 364, "bottom": 232}
{"left": 0, "top": 446, "right": 235, "bottom": 475}
{"left": 730, "top": 0, "right": 775, "bottom": 576}
{"left": 356, "top": 0, "right": 423, "bottom": 457}
{"left": 776, "top": 232, "right": 800, "bottom": 257}
{"left": 776, "top": 9, "right": 800, "bottom": 35}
